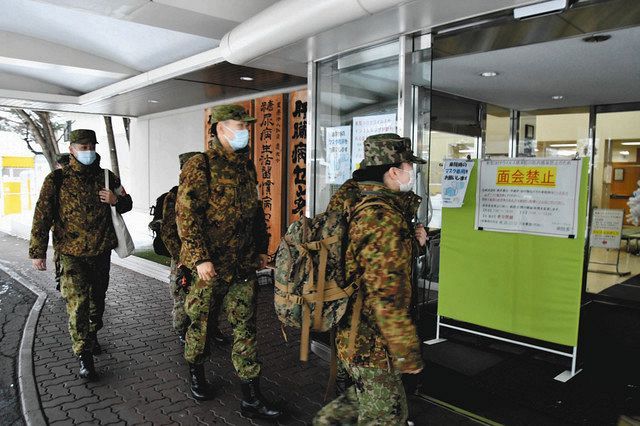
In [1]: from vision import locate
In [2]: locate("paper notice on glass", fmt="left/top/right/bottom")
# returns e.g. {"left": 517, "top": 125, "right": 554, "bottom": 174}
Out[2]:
{"left": 351, "top": 113, "right": 396, "bottom": 170}
{"left": 589, "top": 208, "right": 623, "bottom": 248}
{"left": 475, "top": 158, "right": 582, "bottom": 238}
{"left": 442, "top": 160, "right": 474, "bottom": 208}
{"left": 326, "top": 125, "right": 352, "bottom": 183}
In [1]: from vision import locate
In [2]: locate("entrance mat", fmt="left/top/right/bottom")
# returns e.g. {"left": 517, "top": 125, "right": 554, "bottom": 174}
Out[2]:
{"left": 600, "top": 283, "right": 640, "bottom": 303}
{"left": 423, "top": 340, "right": 505, "bottom": 376}
{"left": 419, "top": 302, "right": 640, "bottom": 425}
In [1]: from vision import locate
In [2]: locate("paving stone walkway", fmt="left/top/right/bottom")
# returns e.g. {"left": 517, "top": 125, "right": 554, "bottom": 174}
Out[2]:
{"left": 2, "top": 231, "right": 481, "bottom": 426}
{"left": 1, "top": 232, "right": 327, "bottom": 425}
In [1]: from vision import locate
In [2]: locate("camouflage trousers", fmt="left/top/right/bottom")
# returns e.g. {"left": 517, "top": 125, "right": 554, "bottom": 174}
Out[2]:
{"left": 313, "top": 362, "right": 408, "bottom": 426}
{"left": 169, "top": 260, "right": 189, "bottom": 336}
{"left": 59, "top": 252, "right": 111, "bottom": 355}
{"left": 184, "top": 272, "right": 261, "bottom": 380}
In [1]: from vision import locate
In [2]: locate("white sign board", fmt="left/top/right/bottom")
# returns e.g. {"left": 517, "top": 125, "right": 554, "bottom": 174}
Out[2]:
{"left": 475, "top": 158, "right": 582, "bottom": 238}
{"left": 589, "top": 209, "right": 624, "bottom": 248}
{"left": 326, "top": 126, "right": 352, "bottom": 183}
{"left": 442, "top": 159, "right": 474, "bottom": 208}
{"left": 351, "top": 113, "right": 396, "bottom": 170}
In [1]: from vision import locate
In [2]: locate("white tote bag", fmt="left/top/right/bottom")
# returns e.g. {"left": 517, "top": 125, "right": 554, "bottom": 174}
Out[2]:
{"left": 105, "top": 169, "right": 135, "bottom": 258}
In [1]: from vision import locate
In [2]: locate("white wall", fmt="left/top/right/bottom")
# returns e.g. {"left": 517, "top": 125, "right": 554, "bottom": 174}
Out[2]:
{"left": 129, "top": 110, "right": 204, "bottom": 214}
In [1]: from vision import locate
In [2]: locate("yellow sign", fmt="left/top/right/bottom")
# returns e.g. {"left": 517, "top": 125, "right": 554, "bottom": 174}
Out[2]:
{"left": 496, "top": 166, "right": 557, "bottom": 187}
{"left": 2, "top": 156, "right": 35, "bottom": 168}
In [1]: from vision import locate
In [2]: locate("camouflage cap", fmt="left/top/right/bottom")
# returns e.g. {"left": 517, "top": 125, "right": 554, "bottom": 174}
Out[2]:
{"left": 179, "top": 151, "right": 199, "bottom": 169}
{"left": 359, "top": 133, "right": 426, "bottom": 168}
{"left": 56, "top": 153, "right": 70, "bottom": 166}
{"left": 209, "top": 104, "right": 255, "bottom": 124}
{"left": 69, "top": 129, "right": 98, "bottom": 145}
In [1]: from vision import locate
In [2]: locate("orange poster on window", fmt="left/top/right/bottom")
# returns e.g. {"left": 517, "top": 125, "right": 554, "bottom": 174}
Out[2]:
{"left": 254, "top": 95, "right": 284, "bottom": 260}
{"left": 288, "top": 90, "right": 307, "bottom": 224}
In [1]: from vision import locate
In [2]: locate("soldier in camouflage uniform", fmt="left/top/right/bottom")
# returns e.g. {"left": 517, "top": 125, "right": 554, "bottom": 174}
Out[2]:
{"left": 30, "top": 129, "right": 132, "bottom": 380}
{"left": 161, "top": 152, "right": 228, "bottom": 346}
{"left": 314, "top": 133, "right": 427, "bottom": 425}
{"left": 176, "top": 104, "right": 282, "bottom": 419}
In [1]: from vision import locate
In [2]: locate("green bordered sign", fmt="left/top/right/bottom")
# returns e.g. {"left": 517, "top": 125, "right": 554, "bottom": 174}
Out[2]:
{"left": 439, "top": 158, "right": 588, "bottom": 347}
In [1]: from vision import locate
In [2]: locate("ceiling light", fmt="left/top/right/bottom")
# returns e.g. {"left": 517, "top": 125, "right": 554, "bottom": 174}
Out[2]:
{"left": 550, "top": 143, "right": 576, "bottom": 148}
{"left": 583, "top": 34, "right": 611, "bottom": 43}
{"left": 556, "top": 149, "right": 576, "bottom": 156}
{"left": 240, "top": 76, "right": 254, "bottom": 81}
{"left": 552, "top": 95, "right": 564, "bottom": 100}
{"left": 514, "top": 0, "right": 567, "bottom": 19}
{"left": 459, "top": 149, "right": 475, "bottom": 153}
{"left": 147, "top": 99, "right": 159, "bottom": 103}
{"left": 480, "top": 71, "right": 498, "bottom": 77}
{"left": 621, "top": 142, "right": 640, "bottom": 146}
{"left": 620, "top": 151, "right": 630, "bottom": 156}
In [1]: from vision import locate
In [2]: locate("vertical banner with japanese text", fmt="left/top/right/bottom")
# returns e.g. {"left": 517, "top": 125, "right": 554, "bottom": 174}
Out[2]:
{"left": 288, "top": 90, "right": 307, "bottom": 224}
{"left": 255, "top": 95, "right": 284, "bottom": 260}
{"left": 204, "top": 100, "right": 253, "bottom": 150}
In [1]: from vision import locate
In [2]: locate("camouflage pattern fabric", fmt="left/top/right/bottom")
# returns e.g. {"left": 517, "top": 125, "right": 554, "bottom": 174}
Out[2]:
{"left": 176, "top": 137, "right": 268, "bottom": 279}
{"left": 184, "top": 273, "right": 260, "bottom": 379}
{"left": 164, "top": 190, "right": 189, "bottom": 335}
{"left": 169, "top": 259, "right": 189, "bottom": 335}
{"left": 313, "top": 362, "right": 408, "bottom": 425}
{"left": 359, "top": 133, "right": 426, "bottom": 168}
{"left": 332, "top": 182, "right": 423, "bottom": 372}
{"left": 29, "top": 154, "right": 132, "bottom": 259}
{"left": 274, "top": 208, "right": 350, "bottom": 332}
{"left": 161, "top": 188, "right": 181, "bottom": 260}
{"left": 177, "top": 137, "right": 267, "bottom": 376}
{"left": 69, "top": 129, "right": 98, "bottom": 144}
{"left": 59, "top": 252, "right": 111, "bottom": 355}
{"left": 208, "top": 104, "right": 256, "bottom": 124}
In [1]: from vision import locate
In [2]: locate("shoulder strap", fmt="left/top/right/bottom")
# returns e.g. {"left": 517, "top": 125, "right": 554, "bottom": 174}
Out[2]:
{"left": 52, "top": 169, "right": 63, "bottom": 220}
{"left": 350, "top": 197, "right": 395, "bottom": 222}
{"left": 201, "top": 153, "right": 211, "bottom": 195}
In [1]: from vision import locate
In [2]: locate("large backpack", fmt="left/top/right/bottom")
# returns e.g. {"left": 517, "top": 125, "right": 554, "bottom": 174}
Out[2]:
{"left": 148, "top": 153, "right": 210, "bottom": 257}
{"left": 274, "top": 197, "right": 389, "bottom": 361}
{"left": 148, "top": 187, "right": 177, "bottom": 257}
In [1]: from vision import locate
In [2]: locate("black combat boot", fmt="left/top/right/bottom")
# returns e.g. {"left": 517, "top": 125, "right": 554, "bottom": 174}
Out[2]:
{"left": 189, "top": 363, "right": 215, "bottom": 401}
{"left": 240, "top": 377, "right": 282, "bottom": 420}
{"left": 211, "top": 326, "right": 229, "bottom": 346}
{"left": 88, "top": 331, "right": 102, "bottom": 355}
{"left": 78, "top": 351, "right": 97, "bottom": 379}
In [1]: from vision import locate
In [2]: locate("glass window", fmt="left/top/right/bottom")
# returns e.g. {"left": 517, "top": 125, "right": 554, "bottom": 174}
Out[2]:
{"left": 587, "top": 110, "right": 640, "bottom": 302}
{"left": 485, "top": 105, "right": 510, "bottom": 158}
{"left": 516, "top": 110, "right": 590, "bottom": 158}
{"left": 313, "top": 41, "right": 399, "bottom": 214}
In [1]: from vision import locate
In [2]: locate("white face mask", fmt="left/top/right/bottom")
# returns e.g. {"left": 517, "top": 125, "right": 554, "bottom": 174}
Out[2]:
{"left": 75, "top": 150, "right": 96, "bottom": 166}
{"left": 222, "top": 123, "right": 249, "bottom": 151}
{"left": 395, "top": 168, "right": 415, "bottom": 192}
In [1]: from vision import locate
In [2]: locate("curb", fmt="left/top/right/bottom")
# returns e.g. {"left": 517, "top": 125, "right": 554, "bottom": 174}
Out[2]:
{"left": 0, "top": 262, "right": 48, "bottom": 426}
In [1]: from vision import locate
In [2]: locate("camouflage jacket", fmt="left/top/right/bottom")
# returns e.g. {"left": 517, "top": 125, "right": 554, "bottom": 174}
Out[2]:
{"left": 160, "top": 187, "right": 181, "bottom": 260}
{"left": 29, "top": 154, "right": 132, "bottom": 259}
{"left": 176, "top": 138, "right": 268, "bottom": 280}
{"left": 328, "top": 179, "right": 423, "bottom": 372}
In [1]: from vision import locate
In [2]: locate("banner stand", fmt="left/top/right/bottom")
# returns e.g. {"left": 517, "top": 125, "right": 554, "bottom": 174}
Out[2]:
{"left": 425, "top": 316, "right": 582, "bottom": 382}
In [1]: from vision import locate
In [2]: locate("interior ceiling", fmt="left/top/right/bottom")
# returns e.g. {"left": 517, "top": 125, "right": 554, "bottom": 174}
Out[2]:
{"left": 432, "top": 23, "right": 640, "bottom": 111}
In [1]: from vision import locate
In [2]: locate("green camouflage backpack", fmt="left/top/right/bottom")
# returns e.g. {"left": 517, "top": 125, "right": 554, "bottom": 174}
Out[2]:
{"left": 274, "top": 198, "right": 387, "bottom": 361}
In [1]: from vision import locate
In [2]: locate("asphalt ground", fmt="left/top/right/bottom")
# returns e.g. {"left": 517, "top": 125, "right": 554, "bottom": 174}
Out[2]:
{"left": 0, "top": 267, "right": 35, "bottom": 426}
